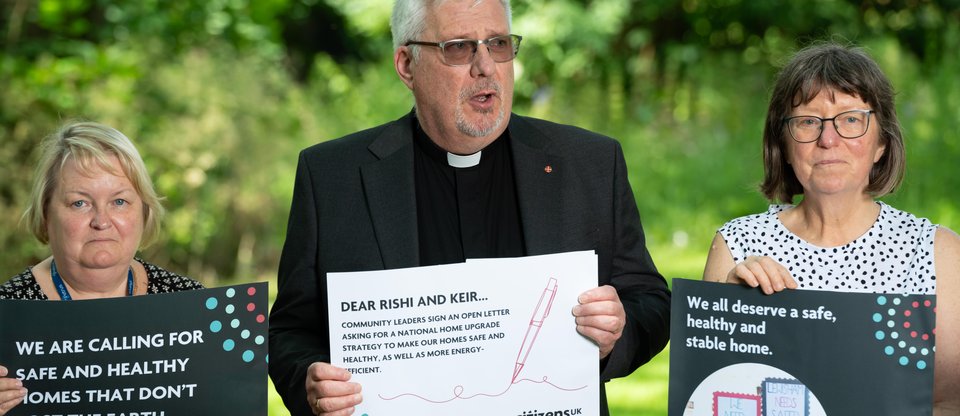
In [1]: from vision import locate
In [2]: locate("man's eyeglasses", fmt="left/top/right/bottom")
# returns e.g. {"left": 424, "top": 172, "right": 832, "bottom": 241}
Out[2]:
{"left": 783, "top": 110, "right": 874, "bottom": 143}
{"left": 405, "top": 34, "right": 522, "bottom": 66}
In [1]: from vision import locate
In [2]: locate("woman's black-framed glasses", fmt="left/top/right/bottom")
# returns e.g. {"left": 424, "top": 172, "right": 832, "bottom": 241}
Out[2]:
{"left": 405, "top": 34, "right": 522, "bottom": 66}
{"left": 783, "top": 110, "right": 874, "bottom": 143}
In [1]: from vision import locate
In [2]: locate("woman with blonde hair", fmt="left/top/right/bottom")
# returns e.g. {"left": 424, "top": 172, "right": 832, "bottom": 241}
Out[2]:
{"left": 0, "top": 121, "right": 203, "bottom": 414}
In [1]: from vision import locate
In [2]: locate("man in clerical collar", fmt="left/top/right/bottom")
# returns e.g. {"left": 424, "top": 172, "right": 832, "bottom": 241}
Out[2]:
{"left": 268, "top": 1, "right": 671, "bottom": 415}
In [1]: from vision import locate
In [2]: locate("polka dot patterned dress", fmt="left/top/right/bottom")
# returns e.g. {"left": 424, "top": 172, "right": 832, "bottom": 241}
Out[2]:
{"left": 0, "top": 258, "right": 204, "bottom": 300}
{"left": 719, "top": 201, "right": 937, "bottom": 295}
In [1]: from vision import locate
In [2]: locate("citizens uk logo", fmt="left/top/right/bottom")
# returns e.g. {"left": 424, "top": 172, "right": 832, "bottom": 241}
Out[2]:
{"left": 517, "top": 408, "right": 583, "bottom": 416}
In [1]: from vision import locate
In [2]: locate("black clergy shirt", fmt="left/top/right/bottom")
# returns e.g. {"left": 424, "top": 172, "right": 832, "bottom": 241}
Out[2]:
{"left": 413, "top": 119, "right": 526, "bottom": 266}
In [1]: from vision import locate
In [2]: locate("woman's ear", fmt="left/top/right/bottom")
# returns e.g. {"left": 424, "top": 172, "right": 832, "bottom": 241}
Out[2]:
{"left": 874, "top": 141, "right": 886, "bottom": 163}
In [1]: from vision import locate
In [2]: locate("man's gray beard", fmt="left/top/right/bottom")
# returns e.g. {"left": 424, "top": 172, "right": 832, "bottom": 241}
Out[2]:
{"left": 456, "top": 105, "right": 505, "bottom": 138}
{"left": 455, "top": 79, "right": 506, "bottom": 138}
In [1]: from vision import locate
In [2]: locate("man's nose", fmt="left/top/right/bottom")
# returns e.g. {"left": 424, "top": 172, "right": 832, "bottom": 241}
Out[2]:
{"left": 470, "top": 44, "right": 496, "bottom": 77}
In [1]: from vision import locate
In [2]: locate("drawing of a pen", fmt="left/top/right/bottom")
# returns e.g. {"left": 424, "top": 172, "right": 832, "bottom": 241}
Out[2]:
{"left": 512, "top": 278, "right": 558, "bottom": 383}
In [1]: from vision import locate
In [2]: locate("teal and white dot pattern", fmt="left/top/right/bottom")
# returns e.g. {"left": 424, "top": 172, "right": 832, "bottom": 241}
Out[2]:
{"left": 203, "top": 284, "right": 268, "bottom": 364}
{"left": 873, "top": 295, "right": 935, "bottom": 371}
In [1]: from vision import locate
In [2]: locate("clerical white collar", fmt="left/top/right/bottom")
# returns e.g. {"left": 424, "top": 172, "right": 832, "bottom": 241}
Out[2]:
{"left": 447, "top": 151, "right": 482, "bottom": 168}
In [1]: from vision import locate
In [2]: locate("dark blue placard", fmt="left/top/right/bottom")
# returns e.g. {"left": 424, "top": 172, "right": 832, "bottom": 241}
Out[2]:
{"left": 0, "top": 283, "right": 268, "bottom": 415}
{"left": 669, "top": 279, "right": 935, "bottom": 416}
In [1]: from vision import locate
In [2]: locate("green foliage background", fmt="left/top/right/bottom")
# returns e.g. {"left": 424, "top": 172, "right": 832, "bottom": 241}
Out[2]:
{"left": 2, "top": 1, "right": 958, "bottom": 414}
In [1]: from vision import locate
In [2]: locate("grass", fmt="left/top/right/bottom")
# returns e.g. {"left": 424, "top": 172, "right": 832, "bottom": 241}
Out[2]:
{"left": 607, "top": 345, "right": 671, "bottom": 415}
{"left": 603, "top": 244, "right": 703, "bottom": 416}
{"left": 268, "top": 378, "right": 291, "bottom": 416}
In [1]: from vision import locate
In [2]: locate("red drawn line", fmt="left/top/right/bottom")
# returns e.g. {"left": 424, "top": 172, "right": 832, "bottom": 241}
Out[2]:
{"left": 379, "top": 377, "right": 587, "bottom": 403}
{"left": 512, "top": 278, "right": 558, "bottom": 383}
{"left": 379, "top": 278, "right": 581, "bottom": 404}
